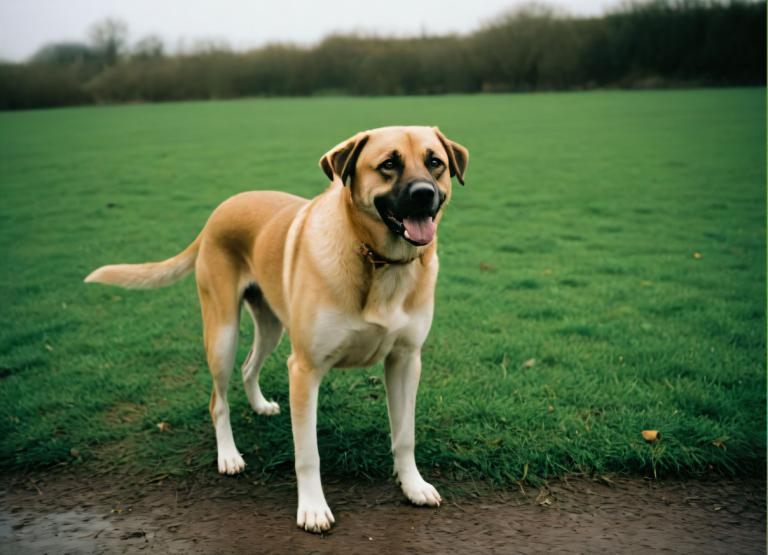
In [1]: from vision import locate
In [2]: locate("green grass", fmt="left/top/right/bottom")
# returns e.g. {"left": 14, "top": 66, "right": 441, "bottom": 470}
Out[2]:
{"left": 0, "top": 89, "right": 764, "bottom": 484}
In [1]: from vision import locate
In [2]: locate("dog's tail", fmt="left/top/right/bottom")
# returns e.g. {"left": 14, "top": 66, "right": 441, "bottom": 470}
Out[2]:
{"left": 84, "top": 235, "right": 201, "bottom": 289}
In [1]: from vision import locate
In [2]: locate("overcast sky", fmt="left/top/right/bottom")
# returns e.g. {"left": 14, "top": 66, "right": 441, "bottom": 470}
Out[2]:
{"left": 0, "top": 0, "right": 617, "bottom": 62}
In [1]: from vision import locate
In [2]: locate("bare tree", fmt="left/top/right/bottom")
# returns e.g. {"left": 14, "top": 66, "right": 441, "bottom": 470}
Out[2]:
{"left": 133, "top": 35, "right": 164, "bottom": 60}
{"left": 88, "top": 18, "right": 128, "bottom": 66}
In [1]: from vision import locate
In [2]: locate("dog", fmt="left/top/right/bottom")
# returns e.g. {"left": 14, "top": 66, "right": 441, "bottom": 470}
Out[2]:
{"left": 85, "top": 126, "right": 468, "bottom": 532}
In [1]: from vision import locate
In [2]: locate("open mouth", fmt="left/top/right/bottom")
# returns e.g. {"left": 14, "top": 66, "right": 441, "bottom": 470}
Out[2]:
{"left": 374, "top": 197, "right": 436, "bottom": 246}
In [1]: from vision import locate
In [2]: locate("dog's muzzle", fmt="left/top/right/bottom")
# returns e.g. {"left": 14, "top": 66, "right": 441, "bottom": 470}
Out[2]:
{"left": 374, "top": 180, "right": 444, "bottom": 246}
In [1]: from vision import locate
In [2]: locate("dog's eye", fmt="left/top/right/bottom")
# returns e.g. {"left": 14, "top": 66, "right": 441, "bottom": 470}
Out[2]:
{"left": 428, "top": 158, "right": 443, "bottom": 168}
{"left": 381, "top": 159, "right": 396, "bottom": 171}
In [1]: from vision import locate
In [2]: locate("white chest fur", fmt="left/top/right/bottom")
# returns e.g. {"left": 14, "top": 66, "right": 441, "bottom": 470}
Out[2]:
{"left": 311, "top": 310, "right": 394, "bottom": 369}
{"left": 310, "top": 265, "right": 434, "bottom": 370}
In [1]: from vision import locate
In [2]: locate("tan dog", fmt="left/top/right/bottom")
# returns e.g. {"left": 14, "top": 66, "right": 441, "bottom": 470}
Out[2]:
{"left": 85, "top": 126, "right": 468, "bottom": 533}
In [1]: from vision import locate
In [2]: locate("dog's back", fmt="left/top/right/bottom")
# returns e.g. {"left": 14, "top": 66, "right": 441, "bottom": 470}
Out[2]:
{"left": 85, "top": 190, "right": 307, "bottom": 303}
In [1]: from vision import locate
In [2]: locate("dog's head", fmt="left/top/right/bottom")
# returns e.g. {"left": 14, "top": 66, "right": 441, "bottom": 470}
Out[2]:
{"left": 320, "top": 126, "right": 468, "bottom": 248}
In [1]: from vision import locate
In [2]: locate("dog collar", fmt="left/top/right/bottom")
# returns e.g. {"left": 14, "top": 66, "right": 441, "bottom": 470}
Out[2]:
{"left": 359, "top": 243, "right": 418, "bottom": 270}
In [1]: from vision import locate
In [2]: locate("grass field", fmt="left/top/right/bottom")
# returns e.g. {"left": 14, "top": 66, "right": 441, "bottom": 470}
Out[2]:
{"left": 0, "top": 89, "right": 764, "bottom": 484}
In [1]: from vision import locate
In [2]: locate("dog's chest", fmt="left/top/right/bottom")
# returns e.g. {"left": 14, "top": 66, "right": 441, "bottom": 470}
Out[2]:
{"left": 310, "top": 306, "right": 412, "bottom": 369}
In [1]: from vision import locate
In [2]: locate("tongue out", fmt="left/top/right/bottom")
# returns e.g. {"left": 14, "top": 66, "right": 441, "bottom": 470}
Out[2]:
{"left": 402, "top": 217, "right": 436, "bottom": 245}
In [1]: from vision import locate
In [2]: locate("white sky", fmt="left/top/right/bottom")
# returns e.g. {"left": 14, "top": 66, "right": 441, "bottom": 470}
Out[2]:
{"left": 0, "top": 0, "right": 616, "bottom": 62}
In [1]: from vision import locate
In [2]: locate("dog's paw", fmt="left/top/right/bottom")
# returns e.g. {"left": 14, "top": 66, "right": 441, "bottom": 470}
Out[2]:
{"left": 400, "top": 477, "right": 442, "bottom": 507}
{"left": 296, "top": 501, "right": 335, "bottom": 533}
{"left": 253, "top": 400, "right": 280, "bottom": 416}
{"left": 217, "top": 451, "right": 246, "bottom": 475}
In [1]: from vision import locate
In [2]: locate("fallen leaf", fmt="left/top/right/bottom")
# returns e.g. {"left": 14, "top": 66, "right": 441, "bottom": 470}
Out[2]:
{"left": 692, "top": 251, "right": 703, "bottom": 259}
{"left": 547, "top": 404, "right": 555, "bottom": 413}
{"left": 642, "top": 430, "right": 661, "bottom": 442}
{"left": 521, "top": 358, "right": 536, "bottom": 369}
{"left": 535, "top": 487, "right": 554, "bottom": 506}
{"left": 597, "top": 475, "right": 616, "bottom": 487}
{"left": 156, "top": 422, "right": 171, "bottom": 432}
{"left": 479, "top": 262, "right": 495, "bottom": 272}
{"left": 712, "top": 437, "right": 726, "bottom": 450}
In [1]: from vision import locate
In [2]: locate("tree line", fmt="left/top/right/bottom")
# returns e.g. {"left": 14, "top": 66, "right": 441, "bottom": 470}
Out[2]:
{"left": 0, "top": 0, "right": 763, "bottom": 110}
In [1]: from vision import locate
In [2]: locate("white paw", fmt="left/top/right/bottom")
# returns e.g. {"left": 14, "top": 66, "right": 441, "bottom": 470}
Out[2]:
{"left": 400, "top": 477, "right": 442, "bottom": 507}
{"left": 253, "top": 400, "right": 280, "bottom": 416}
{"left": 296, "top": 501, "right": 335, "bottom": 533}
{"left": 217, "top": 451, "right": 246, "bottom": 475}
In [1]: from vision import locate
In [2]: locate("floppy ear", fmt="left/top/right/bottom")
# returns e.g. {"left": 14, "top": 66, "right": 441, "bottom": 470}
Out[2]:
{"left": 319, "top": 132, "right": 370, "bottom": 186}
{"left": 433, "top": 127, "right": 469, "bottom": 185}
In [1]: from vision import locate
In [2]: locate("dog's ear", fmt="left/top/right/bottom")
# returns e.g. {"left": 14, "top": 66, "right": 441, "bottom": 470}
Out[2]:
{"left": 433, "top": 127, "right": 469, "bottom": 185}
{"left": 319, "top": 133, "right": 370, "bottom": 186}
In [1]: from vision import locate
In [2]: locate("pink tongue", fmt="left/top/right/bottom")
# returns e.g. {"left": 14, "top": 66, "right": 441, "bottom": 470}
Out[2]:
{"left": 402, "top": 217, "right": 436, "bottom": 245}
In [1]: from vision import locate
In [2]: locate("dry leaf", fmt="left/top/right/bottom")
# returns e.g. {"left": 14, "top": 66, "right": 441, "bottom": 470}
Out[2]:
{"left": 547, "top": 404, "right": 555, "bottom": 413}
{"left": 692, "top": 252, "right": 703, "bottom": 259}
{"left": 156, "top": 421, "right": 171, "bottom": 432}
{"left": 597, "top": 475, "right": 616, "bottom": 487}
{"left": 521, "top": 358, "right": 536, "bottom": 369}
{"left": 642, "top": 430, "right": 661, "bottom": 442}
{"left": 712, "top": 438, "right": 726, "bottom": 450}
{"left": 479, "top": 262, "right": 495, "bottom": 272}
{"left": 535, "top": 487, "right": 554, "bottom": 506}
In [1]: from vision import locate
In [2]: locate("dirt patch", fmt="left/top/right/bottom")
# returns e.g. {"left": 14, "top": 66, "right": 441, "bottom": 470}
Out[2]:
{"left": 104, "top": 401, "right": 146, "bottom": 426}
{"left": 0, "top": 469, "right": 764, "bottom": 554}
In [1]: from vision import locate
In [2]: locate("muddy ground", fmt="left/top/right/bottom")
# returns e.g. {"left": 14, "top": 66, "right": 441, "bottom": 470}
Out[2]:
{"left": 0, "top": 468, "right": 764, "bottom": 554}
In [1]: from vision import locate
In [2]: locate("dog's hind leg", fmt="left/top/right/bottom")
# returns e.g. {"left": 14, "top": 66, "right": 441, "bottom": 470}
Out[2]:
{"left": 241, "top": 285, "right": 283, "bottom": 415}
{"left": 198, "top": 255, "right": 246, "bottom": 475}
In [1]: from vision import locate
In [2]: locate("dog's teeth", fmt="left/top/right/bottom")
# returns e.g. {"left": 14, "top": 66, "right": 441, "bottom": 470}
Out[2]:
{"left": 404, "top": 229, "right": 412, "bottom": 240}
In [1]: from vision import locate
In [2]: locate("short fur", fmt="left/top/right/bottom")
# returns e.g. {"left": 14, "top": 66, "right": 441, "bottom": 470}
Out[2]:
{"left": 85, "top": 126, "right": 468, "bottom": 533}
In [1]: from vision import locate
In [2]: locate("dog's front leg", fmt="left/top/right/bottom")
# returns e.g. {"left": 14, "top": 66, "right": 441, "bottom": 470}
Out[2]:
{"left": 384, "top": 347, "right": 442, "bottom": 506}
{"left": 288, "top": 354, "right": 334, "bottom": 533}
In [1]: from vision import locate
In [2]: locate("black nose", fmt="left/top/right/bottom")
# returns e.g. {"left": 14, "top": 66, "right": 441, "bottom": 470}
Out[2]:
{"left": 409, "top": 182, "right": 436, "bottom": 205}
